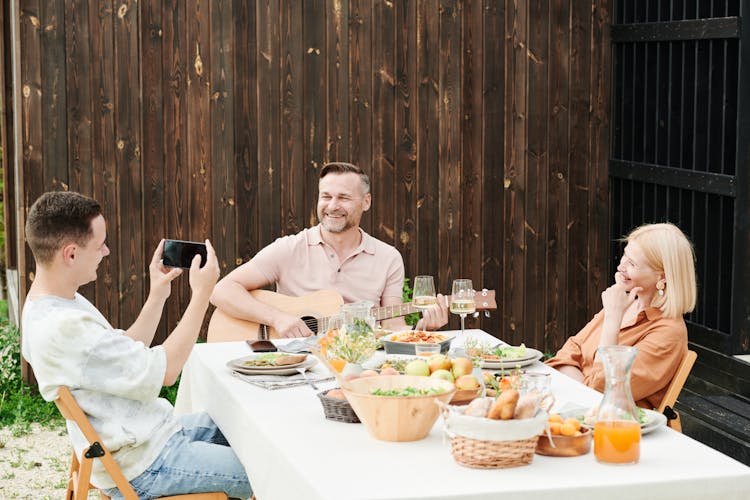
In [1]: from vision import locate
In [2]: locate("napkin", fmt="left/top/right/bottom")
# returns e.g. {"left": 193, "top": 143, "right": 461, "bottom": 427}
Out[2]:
{"left": 231, "top": 370, "right": 335, "bottom": 390}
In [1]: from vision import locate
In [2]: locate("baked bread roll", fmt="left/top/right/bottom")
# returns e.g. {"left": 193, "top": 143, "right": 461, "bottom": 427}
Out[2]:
{"left": 488, "top": 389, "right": 519, "bottom": 420}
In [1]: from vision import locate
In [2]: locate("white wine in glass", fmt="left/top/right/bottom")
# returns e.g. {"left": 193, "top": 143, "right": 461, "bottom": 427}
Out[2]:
{"left": 449, "top": 299, "right": 476, "bottom": 315}
{"left": 412, "top": 275, "right": 438, "bottom": 310}
{"left": 451, "top": 279, "right": 476, "bottom": 336}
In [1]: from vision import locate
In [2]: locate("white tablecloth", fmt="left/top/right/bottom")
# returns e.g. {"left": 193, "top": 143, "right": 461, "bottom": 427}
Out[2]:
{"left": 175, "top": 329, "right": 750, "bottom": 500}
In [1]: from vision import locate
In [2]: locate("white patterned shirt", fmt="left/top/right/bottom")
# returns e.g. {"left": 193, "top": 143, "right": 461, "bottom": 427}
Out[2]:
{"left": 21, "top": 293, "right": 181, "bottom": 489}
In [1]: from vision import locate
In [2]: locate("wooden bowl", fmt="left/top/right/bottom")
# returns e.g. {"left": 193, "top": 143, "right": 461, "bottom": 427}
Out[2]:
{"left": 342, "top": 375, "right": 456, "bottom": 442}
{"left": 450, "top": 388, "right": 481, "bottom": 406}
{"left": 535, "top": 428, "right": 592, "bottom": 457}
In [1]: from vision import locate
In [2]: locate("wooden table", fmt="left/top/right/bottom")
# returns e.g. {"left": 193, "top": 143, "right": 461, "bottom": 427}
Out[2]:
{"left": 175, "top": 329, "right": 750, "bottom": 500}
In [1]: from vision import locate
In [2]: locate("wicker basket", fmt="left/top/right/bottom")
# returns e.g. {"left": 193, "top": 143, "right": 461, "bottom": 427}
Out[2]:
{"left": 317, "top": 389, "right": 360, "bottom": 423}
{"left": 442, "top": 404, "right": 546, "bottom": 469}
{"left": 450, "top": 435, "right": 539, "bottom": 468}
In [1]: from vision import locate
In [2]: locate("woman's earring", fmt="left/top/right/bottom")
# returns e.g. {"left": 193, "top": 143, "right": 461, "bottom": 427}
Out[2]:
{"left": 656, "top": 281, "right": 665, "bottom": 296}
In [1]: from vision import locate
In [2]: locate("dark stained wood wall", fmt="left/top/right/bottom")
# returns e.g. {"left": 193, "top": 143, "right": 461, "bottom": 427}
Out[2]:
{"left": 3, "top": 1, "right": 611, "bottom": 362}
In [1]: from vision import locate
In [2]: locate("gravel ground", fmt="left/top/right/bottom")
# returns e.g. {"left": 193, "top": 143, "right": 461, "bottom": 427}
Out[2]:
{"left": 0, "top": 423, "right": 81, "bottom": 499}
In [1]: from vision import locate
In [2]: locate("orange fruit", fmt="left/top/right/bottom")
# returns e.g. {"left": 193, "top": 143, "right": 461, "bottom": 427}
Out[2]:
{"left": 548, "top": 413, "right": 563, "bottom": 424}
{"left": 564, "top": 417, "right": 582, "bottom": 431}
{"left": 549, "top": 422, "right": 562, "bottom": 435}
{"left": 560, "top": 422, "right": 577, "bottom": 436}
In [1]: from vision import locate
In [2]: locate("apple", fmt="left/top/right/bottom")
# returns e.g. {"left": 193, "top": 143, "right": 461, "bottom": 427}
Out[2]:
{"left": 430, "top": 369, "right": 454, "bottom": 383}
{"left": 451, "top": 357, "right": 474, "bottom": 379}
{"left": 379, "top": 367, "right": 400, "bottom": 376}
{"left": 427, "top": 354, "right": 452, "bottom": 373}
{"left": 326, "top": 389, "right": 347, "bottom": 400}
{"left": 455, "top": 374, "right": 480, "bottom": 390}
{"left": 404, "top": 359, "right": 431, "bottom": 377}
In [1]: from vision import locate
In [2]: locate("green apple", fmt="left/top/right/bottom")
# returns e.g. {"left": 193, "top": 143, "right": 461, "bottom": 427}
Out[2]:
{"left": 404, "top": 359, "right": 431, "bottom": 377}
{"left": 430, "top": 369, "right": 454, "bottom": 383}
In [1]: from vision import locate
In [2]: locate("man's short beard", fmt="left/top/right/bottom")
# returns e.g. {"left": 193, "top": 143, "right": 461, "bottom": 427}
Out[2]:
{"left": 320, "top": 212, "right": 353, "bottom": 233}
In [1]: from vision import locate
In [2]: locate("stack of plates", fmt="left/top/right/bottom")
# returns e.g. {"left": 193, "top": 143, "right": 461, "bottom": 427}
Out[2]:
{"left": 226, "top": 354, "right": 316, "bottom": 376}
{"left": 479, "top": 348, "right": 544, "bottom": 369}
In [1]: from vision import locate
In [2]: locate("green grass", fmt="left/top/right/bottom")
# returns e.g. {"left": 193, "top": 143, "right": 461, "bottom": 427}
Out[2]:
{"left": 0, "top": 318, "right": 62, "bottom": 432}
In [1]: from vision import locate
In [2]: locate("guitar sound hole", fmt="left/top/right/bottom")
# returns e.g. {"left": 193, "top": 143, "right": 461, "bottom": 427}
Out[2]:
{"left": 301, "top": 316, "right": 319, "bottom": 334}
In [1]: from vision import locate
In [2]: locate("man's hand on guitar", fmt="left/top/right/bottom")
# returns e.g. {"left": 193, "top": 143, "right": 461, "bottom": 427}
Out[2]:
{"left": 416, "top": 293, "right": 449, "bottom": 331}
{"left": 272, "top": 313, "right": 314, "bottom": 338}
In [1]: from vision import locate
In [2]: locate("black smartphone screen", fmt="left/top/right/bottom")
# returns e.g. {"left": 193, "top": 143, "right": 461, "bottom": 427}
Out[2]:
{"left": 247, "top": 340, "right": 278, "bottom": 352}
{"left": 162, "top": 239, "right": 207, "bottom": 269}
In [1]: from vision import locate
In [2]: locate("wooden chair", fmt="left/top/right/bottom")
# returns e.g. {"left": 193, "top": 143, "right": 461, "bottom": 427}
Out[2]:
{"left": 657, "top": 350, "right": 697, "bottom": 432}
{"left": 53, "top": 386, "right": 228, "bottom": 500}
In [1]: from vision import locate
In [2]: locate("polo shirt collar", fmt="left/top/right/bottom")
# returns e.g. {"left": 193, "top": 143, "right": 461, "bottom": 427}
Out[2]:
{"left": 308, "top": 224, "right": 377, "bottom": 255}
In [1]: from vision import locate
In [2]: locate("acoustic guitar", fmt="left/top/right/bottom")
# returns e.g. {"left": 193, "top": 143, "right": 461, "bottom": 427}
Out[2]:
{"left": 207, "top": 288, "right": 497, "bottom": 342}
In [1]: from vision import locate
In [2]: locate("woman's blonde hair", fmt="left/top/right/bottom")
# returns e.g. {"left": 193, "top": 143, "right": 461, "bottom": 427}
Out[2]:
{"left": 625, "top": 223, "right": 697, "bottom": 318}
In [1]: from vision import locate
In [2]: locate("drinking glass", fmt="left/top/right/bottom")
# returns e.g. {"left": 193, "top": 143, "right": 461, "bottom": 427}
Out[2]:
{"left": 412, "top": 275, "right": 437, "bottom": 309}
{"left": 520, "top": 372, "right": 554, "bottom": 411}
{"left": 450, "top": 279, "right": 476, "bottom": 336}
{"left": 414, "top": 343, "right": 441, "bottom": 357}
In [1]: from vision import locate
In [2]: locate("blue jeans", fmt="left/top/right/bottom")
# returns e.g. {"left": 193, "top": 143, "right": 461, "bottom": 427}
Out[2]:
{"left": 103, "top": 413, "right": 252, "bottom": 500}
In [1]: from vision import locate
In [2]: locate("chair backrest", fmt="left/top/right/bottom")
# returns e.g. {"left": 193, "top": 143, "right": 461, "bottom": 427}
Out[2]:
{"left": 658, "top": 349, "right": 697, "bottom": 413}
{"left": 54, "top": 386, "right": 228, "bottom": 500}
{"left": 54, "top": 386, "right": 140, "bottom": 500}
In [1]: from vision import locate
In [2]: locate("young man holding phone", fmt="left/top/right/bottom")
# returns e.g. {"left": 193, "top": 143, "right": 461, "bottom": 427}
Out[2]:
{"left": 21, "top": 191, "right": 252, "bottom": 499}
{"left": 211, "top": 162, "right": 449, "bottom": 338}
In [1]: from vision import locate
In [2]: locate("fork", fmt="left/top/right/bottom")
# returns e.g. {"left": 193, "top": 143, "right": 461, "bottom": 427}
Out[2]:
{"left": 296, "top": 367, "right": 318, "bottom": 390}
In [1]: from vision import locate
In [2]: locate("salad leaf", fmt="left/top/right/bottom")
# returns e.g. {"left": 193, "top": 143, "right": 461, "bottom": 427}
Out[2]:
{"left": 491, "top": 344, "right": 528, "bottom": 359}
{"left": 371, "top": 387, "right": 446, "bottom": 397}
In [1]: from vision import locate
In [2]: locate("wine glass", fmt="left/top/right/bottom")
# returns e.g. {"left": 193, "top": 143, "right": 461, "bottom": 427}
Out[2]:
{"left": 450, "top": 279, "right": 476, "bottom": 336}
{"left": 412, "top": 275, "right": 437, "bottom": 310}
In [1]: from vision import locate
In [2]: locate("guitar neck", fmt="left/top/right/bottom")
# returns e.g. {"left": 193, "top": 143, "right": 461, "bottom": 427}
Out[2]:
{"left": 371, "top": 303, "right": 419, "bottom": 322}
{"left": 314, "top": 303, "right": 418, "bottom": 334}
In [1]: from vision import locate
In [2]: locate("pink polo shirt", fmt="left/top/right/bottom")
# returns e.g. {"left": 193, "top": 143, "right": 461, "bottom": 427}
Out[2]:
{"left": 250, "top": 225, "right": 405, "bottom": 306}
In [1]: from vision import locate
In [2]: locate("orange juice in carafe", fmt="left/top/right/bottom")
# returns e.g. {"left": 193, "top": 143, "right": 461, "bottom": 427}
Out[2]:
{"left": 594, "top": 420, "right": 641, "bottom": 464}
{"left": 594, "top": 345, "right": 641, "bottom": 464}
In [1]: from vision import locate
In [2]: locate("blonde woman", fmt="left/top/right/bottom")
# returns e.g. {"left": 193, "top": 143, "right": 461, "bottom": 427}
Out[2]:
{"left": 546, "top": 223, "right": 697, "bottom": 409}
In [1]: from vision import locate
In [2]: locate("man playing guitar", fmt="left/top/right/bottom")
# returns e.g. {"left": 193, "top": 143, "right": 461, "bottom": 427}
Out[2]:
{"left": 210, "top": 162, "right": 449, "bottom": 339}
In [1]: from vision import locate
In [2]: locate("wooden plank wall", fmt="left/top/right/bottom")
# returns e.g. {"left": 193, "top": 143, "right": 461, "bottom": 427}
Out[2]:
{"left": 5, "top": 1, "right": 611, "bottom": 361}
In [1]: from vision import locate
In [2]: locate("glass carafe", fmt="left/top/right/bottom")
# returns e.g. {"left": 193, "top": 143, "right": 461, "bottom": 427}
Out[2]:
{"left": 341, "top": 301, "right": 375, "bottom": 336}
{"left": 594, "top": 345, "right": 641, "bottom": 464}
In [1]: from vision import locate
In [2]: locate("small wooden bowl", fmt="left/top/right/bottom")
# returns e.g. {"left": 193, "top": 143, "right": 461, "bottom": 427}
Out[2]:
{"left": 535, "top": 427, "right": 592, "bottom": 457}
{"left": 450, "top": 388, "right": 481, "bottom": 406}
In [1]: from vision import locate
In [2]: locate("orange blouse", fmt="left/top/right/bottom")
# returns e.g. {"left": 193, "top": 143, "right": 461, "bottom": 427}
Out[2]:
{"left": 545, "top": 307, "right": 687, "bottom": 409}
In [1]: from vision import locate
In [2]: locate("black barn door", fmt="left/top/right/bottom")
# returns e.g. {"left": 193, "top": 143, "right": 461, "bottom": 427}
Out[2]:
{"left": 610, "top": 0, "right": 750, "bottom": 354}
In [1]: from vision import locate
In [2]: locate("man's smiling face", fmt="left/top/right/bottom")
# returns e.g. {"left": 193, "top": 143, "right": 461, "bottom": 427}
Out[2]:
{"left": 317, "top": 172, "right": 371, "bottom": 234}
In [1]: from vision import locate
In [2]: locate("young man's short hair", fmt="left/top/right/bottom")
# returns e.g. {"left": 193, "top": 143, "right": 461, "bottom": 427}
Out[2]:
{"left": 26, "top": 191, "right": 102, "bottom": 264}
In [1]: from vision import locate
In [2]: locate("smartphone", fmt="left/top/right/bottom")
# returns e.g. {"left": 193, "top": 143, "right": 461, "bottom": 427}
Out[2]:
{"left": 162, "top": 239, "right": 207, "bottom": 269}
{"left": 246, "top": 340, "right": 278, "bottom": 353}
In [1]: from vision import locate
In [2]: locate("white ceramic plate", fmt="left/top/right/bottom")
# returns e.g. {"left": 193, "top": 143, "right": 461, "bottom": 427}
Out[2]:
{"left": 227, "top": 354, "right": 310, "bottom": 375}
{"left": 641, "top": 408, "right": 668, "bottom": 434}
{"left": 570, "top": 408, "right": 668, "bottom": 435}
{"left": 479, "top": 348, "right": 544, "bottom": 369}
